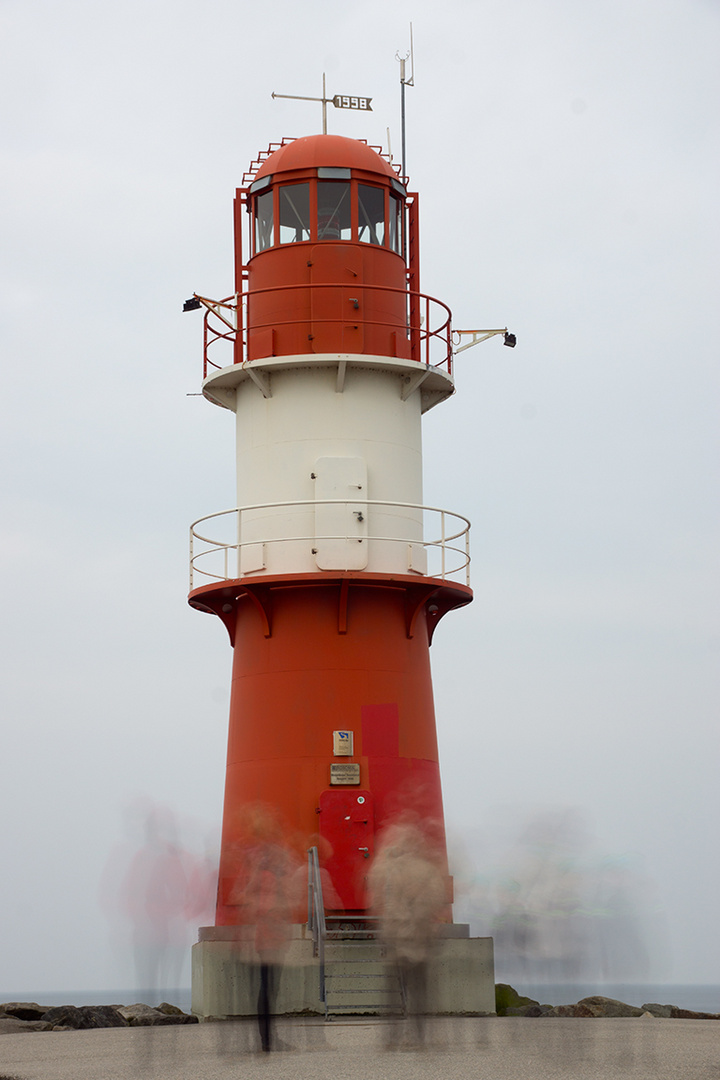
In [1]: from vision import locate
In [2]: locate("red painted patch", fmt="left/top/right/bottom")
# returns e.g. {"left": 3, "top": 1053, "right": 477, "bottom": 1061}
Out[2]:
{"left": 361, "top": 703, "right": 399, "bottom": 757}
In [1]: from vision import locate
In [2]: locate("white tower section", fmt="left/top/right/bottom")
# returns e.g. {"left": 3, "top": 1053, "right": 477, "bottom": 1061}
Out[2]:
{"left": 201, "top": 351, "right": 456, "bottom": 578}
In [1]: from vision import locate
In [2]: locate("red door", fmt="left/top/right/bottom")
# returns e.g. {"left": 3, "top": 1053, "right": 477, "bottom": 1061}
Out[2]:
{"left": 318, "top": 789, "right": 374, "bottom": 911}
{"left": 310, "top": 245, "right": 364, "bottom": 354}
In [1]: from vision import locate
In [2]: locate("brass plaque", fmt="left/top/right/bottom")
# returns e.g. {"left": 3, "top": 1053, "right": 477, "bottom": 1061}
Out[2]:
{"left": 333, "top": 730, "right": 354, "bottom": 756}
{"left": 330, "top": 763, "right": 360, "bottom": 785}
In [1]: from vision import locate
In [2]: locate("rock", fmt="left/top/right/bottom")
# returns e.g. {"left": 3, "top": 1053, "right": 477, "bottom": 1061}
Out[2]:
{"left": 156, "top": 1002, "right": 184, "bottom": 1015}
{"left": 495, "top": 984, "right": 540, "bottom": 1016}
{"left": 642, "top": 1002, "right": 673, "bottom": 1018}
{"left": 41, "top": 1005, "right": 88, "bottom": 1030}
{"left": 575, "top": 996, "right": 644, "bottom": 1017}
{"left": 547, "top": 1004, "right": 580, "bottom": 1017}
{"left": 116, "top": 1003, "right": 192, "bottom": 1026}
{"left": 79, "top": 1005, "right": 129, "bottom": 1028}
{"left": 541, "top": 997, "right": 643, "bottom": 1018}
{"left": 40, "top": 1005, "right": 129, "bottom": 1030}
{"left": 506, "top": 1004, "right": 554, "bottom": 1017}
{"left": 0, "top": 1016, "right": 52, "bottom": 1033}
{"left": 490, "top": 987, "right": 719, "bottom": 1021}
{"left": 669, "top": 1006, "right": 720, "bottom": 1020}
{"left": 0, "top": 1002, "right": 47, "bottom": 1021}
{"left": 155, "top": 1002, "right": 197, "bottom": 1022}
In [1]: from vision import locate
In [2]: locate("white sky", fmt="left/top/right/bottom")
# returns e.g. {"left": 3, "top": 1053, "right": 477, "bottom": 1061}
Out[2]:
{"left": 1, "top": 0, "right": 718, "bottom": 994}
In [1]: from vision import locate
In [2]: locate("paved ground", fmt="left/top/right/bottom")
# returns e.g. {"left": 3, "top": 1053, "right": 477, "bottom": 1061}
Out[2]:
{"left": 1, "top": 1016, "right": 718, "bottom": 1080}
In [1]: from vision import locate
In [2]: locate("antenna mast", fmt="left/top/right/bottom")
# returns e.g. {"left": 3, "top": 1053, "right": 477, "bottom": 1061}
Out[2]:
{"left": 396, "top": 23, "right": 415, "bottom": 181}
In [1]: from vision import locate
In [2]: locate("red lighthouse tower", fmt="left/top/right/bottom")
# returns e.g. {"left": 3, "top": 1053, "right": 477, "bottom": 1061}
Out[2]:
{"left": 188, "top": 133, "right": 495, "bottom": 1018}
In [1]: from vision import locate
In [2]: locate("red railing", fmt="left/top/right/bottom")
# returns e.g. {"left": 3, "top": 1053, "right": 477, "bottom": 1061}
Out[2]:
{"left": 200, "top": 283, "right": 453, "bottom": 379}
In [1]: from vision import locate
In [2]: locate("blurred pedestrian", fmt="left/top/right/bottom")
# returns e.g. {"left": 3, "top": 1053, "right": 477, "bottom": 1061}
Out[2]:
{"left": 369, "top": 817, "right": 446, "bottom": 1045}
{"left": 226, "top": 805, "right": 303, "bottom": 1051}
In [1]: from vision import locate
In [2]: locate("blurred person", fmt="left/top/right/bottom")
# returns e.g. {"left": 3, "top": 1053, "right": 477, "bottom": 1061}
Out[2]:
{"left": 492, "top": 808, "right": 593, "bottom": 990}
{"left": 184, "top": 833, "right": 219, "bottom": 929}
{"left": 99, "top": 799, "right": 196, "bottom": 1003}
{"left": 119, "top": 804, "right": 191, "bottom": 1001}
{"left": 368, "top": 816, "right": 446, "bottom": 1046}
{"left": 224, "top": 804, "right": 304, "bottom": 1051}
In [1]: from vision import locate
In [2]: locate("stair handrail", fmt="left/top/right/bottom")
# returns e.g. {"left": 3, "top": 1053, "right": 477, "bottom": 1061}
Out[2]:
{"left": 307, "top": 846, "right": 327, "bottom": 1005}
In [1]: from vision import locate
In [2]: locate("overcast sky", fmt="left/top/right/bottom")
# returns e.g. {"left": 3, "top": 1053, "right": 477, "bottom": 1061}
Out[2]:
{"left": 1, "top": 0, "right": 718, "bottom": 995}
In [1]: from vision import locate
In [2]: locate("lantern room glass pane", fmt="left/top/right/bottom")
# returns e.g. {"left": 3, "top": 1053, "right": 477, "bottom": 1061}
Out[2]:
{"left": 358, "top": 184, "right": 385, "bottom": 246}
{"left": 254, "top": 190, "right": 274, "bottom": 252}
{"left": 279, "top": 183, "right": 311, "bottom": 243}
{"left": 317, "top": 182, "right": 352, "bottom": 240}
{"left": 389, "top": 192, "right": 403, "bottom": 254}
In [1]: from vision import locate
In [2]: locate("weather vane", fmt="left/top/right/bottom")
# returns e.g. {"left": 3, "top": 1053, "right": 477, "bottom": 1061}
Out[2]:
{"left": 272, "top": 74, "right": 372, "bottom": 135}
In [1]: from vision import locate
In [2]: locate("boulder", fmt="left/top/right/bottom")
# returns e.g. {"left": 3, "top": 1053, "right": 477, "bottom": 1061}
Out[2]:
{"left": 116, "top": 1003, "right": 193, "bottom": 1026}
{"left": 495, "top": 984, "right": 541, "bottom": 1016}
{"left": 79, "top": 1005, "right": 129, "bottom": 1028}
{"left": 0, "top": 1002, "right": 47, "bottom": 1021}
{"left": 547, "top": 1004, "right": 582, "bottom": 1017}
{"left": 642, "top": 1002, "right": 673, "bottom": 1018}
{"left": 0, "top": 1016, "right": 51, "bottom": 1033}
{"left": 574, "top": 996, "right": 644, "bottom": 1017}
{"left": 156, "top": 1002, "right": 197, "bottom": 1022}
{"left": 156, "top": 1002, "right": 184, "bottom": 1015}
{"left": 506, "top": 1004, "right": 554, "bottom": 1017}
{"left": 669, "top": 1006, "right": 719, "bottom": 1020}
{"left": 40, "top": 1005, "right": 129, "bottom": 1030}
{"left": 41, "top": 1005, "right": 88, "bottom": 1030}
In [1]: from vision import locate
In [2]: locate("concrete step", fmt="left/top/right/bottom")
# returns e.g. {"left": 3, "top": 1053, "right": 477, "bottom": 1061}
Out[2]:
{"left": 326, "top": 974, "right": 395, "bottom": 988}
{"left": 324, "top": 943, "right": 387, "bottom": 961}
{"left": 326, "top": 961, "right": 389, "bottom": 977}
{"left": 327, "top": 989, "right": 402, "bottom": 1007}
{"left": 324, "top": 955, "right": 404, "bottom": 1017}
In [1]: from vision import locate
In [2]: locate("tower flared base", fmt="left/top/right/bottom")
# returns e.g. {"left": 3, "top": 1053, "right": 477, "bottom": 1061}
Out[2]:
{"left": 191, "top": 925, "right": 495, "bottom": 1020}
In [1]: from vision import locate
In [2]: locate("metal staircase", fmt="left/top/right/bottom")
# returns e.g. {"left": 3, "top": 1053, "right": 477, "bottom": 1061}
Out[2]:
{"left": 323, "top": 938, "right": 404, "bottom": 1018}
{"left": 307, "top": 849, "right": 405, "bottom": 1019}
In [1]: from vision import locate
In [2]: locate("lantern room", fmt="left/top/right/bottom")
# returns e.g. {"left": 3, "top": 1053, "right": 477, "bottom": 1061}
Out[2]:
{"left": 234, "top": 134, "right": 422, "bottom": 362}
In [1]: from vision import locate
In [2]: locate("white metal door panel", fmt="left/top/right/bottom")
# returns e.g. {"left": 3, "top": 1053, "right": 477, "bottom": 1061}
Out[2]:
{"left": 314, "top": 456, "right": 368, "bottom": 570}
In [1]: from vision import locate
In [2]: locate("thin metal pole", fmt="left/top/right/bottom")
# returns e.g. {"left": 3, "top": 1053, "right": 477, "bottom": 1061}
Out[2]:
{"left": 400, "top": 59, "right": 406, "bottom": 181}
{"left": 322, "top": 73, "right": 327, "bottom": 134}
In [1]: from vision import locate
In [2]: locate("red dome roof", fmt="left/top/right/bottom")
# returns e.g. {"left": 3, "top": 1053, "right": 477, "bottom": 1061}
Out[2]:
{"left": 254, "top": 135, "right": 397, "bottom": 181}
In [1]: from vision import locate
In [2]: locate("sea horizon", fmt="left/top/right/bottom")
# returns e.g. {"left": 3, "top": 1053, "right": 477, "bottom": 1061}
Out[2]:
{"left": 2, "top": 982, "right": 718, "bottom": 1015}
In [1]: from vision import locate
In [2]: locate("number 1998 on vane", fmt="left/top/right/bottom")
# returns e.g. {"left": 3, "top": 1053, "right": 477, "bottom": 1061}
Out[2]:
{"left": 332, "top": 95, "right": 373, "bottom": 111}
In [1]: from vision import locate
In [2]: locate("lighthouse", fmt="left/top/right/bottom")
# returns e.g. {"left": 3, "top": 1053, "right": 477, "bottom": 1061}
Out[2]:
{"left": 188, "top": 132, "right": 495, "bottom": 1019}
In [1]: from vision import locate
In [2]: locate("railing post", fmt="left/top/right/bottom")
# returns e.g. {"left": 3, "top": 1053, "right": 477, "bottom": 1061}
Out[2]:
{"left": 447, "top": 317, "right": 453, "bottom": 377}
{"left": 307, "top": 849, "right": 313, "bottom": 931}
{"left": 239, "top": 507, "right": 245, "bottom": 583}
{"left": 425, "top": 296, "right": 429, "bottom": 366}
{"left": 441, "top": 510, "right": 446, "bottom": 579}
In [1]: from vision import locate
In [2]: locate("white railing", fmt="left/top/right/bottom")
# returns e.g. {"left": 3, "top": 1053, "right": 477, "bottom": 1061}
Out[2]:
{"left": 189, "top": 499, "right": 471, "bottom": 589}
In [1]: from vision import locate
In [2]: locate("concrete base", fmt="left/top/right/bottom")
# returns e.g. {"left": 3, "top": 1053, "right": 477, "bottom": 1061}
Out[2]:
{"left": 191, "top": 925, "right": 495, "bottom": 1019}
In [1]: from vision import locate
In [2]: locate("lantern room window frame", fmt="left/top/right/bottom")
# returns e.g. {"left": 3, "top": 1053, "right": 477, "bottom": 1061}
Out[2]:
{"left": 249, "top": 172, "right": 405, "bottom": 257}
